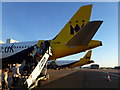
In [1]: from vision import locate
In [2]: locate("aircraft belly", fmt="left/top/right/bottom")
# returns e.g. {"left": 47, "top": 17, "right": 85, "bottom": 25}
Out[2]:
{"left": 2, "top": 46, "right": 34, "bottom": 64}
{"left": 49, "top": 40, "right": 102, "bottom": 60}
{"left": 49, "top": 46, "right": 87, "bottom": 60}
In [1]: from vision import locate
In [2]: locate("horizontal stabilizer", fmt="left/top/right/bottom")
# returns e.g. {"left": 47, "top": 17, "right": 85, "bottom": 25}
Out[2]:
{"left": 66, "top": 21, "right": 103, "bottom": 46}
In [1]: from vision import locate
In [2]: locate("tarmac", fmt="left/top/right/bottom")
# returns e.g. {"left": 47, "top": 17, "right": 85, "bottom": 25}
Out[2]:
{"left": 40, "top": 69, "right": 120, "bottom": 88}
{"left": 8, "top": 69, "right": 120, "bottom": 89}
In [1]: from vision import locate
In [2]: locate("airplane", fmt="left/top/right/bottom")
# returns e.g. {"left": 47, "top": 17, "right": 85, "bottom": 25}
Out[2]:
{"left": 47, "top": 50, "right": 94, "bottom": 70}
{"left": 0, "top": 4, "right": 103, "bottom": 67}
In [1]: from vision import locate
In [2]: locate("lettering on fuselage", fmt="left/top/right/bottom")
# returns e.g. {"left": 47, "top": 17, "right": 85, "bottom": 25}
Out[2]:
{"left": 52, "top": 42, "right": 61, "bottom": 44}
{"left": 4, "top": 44, "right": 14, "bottom": 53}
{"left": 0, "top": 44, "right": 15, "bottom": 53}
{"left": 0, "top": 43, "right": 32, "bottom": 54}
{"left": 39, "top": 57, "right": 46, "bottom": 69}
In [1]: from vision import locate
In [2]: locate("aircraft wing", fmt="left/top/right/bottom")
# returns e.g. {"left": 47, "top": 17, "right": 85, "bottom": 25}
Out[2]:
{"left": 65, "top": 21, "right": 103, "bottom": 46}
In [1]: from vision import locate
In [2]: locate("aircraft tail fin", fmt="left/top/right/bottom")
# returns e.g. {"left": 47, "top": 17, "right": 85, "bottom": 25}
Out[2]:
{"left": 52, "top": 5, "right": 92, "bottom": 45}
{"left": 80, "top": 50, "right": 92, "bottom": 62}
{"left": 69, "top": 50, "right": 93, "bottom": 68}
{"left": 83, "top": 50, "right": 92, "bottom": 60}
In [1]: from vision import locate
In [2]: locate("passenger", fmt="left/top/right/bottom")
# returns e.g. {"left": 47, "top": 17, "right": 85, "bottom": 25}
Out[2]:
{"left": 11, "top": 63, "right": 21, "bottom": 88}
{"left": 29, "top": 65, "right": 35, "bottom": 74}
{"left": 26, "top": 53, "right": 34, "bottom": 65}
{"left": 39, "top": 41, "right": 50, "bottom": 56}
{"left": 7, "top": 70, "right": 13, "bottom": 88}
{"left": 2, "top": 68, "right": 9, "bottom": 89}
{"left": 35, "top": 52, "right": 42, "bottom": 60}
{"left": 44, "top": 41, "right": 50, "bottom": 53}
{"left": 23, "top": 53, "right": 34, "bottom": 75}
{"left": 31, "top": 65, "right": 35, "bottom": 71}
{"left": 19, "top": 60, "right": 26, "bottom": 75}
{"left": 39, "top": 42, "right": 46, "bottom": 55}
{"left": 30, "top": 52, "right": 42, "bottom": 71}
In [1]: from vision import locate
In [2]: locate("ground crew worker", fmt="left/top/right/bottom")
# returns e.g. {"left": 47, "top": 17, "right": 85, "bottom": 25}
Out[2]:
{"left": 2, "top": 68, "right": 9, "bottom": 89}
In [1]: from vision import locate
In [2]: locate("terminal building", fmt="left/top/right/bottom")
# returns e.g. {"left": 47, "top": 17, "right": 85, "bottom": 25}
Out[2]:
{"left": 114, "top": 66, "right": 120, "bottom": 70}
{"left": 6, "top": 38, "right": 19, "bottom": 43}
{"left": 0, "top": 40, "right": 4, "bottom": 44}
{"left": 0, "top": 39, "right": 18, "bottom": 44}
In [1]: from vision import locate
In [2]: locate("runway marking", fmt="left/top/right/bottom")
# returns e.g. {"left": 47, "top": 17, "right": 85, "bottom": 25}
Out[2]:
{"left": 89, "top": 69, "right": 120, "bottom": 77}
{"left": 109, "top": 73, "right": 120, "bottom": 77}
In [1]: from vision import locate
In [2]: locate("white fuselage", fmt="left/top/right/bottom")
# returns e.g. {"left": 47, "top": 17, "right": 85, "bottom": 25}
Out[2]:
{"left": 0, "top": 41, "right": 38, "bottom": 59}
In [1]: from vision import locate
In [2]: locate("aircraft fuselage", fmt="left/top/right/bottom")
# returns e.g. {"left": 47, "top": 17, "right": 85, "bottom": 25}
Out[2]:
{"left": 0, "top": 39, "right": 102, "bottom": 65}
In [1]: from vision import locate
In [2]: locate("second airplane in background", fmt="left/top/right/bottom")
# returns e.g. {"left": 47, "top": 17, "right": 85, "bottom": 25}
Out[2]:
{"left": 48, "top": 50, "right": 94, "bottom": 70}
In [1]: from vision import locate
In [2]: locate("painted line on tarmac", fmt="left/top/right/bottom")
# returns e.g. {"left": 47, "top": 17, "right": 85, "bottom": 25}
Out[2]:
{"left": 109, "top": 73, "right": 120, "bottom": 77}
{"left": 99, "top": 71, "right": 120, "bottom": 77}
{"left": 90, "top": 69, "right": 120, "bottom": 77}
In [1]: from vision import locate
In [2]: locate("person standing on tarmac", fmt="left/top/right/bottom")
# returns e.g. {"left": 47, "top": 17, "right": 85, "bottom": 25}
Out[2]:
{"left": 2, "top": 68, "right": 9, "bottom": 89}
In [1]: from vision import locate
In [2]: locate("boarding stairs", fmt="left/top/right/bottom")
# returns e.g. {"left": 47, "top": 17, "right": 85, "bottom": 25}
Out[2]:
{"left": 26, "top": 47, "right": 52, "bottom": 88}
